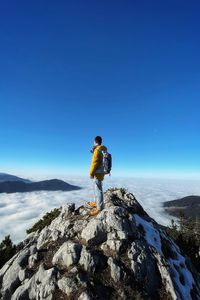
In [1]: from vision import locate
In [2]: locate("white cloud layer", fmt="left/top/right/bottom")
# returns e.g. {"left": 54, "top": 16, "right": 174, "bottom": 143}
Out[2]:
{"left": 0, "top": 176, "right": 200, "bottom": 244}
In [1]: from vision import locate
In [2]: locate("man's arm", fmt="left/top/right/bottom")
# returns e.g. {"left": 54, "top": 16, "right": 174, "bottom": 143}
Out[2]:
{"left": 89, "top": 148, "right": 102, "bottom": 177}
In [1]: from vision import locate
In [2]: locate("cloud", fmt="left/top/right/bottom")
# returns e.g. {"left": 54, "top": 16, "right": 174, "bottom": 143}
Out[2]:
{"left": 0, "top": 176, "right": 200, "bottom": 244}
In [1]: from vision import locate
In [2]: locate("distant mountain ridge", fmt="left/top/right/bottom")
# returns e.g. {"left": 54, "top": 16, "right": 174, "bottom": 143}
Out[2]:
{"left": 0, "top": 173, "right": 32, "bottom": 183}
{"left": 163, "top": 195, "right": 200, "bottom": 218}
{"left": 0, "top": 177, "right": 81, "bottom": 194}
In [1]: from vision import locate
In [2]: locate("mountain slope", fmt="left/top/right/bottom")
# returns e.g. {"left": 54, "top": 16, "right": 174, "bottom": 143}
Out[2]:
{"left": 0, "top": 188, "right": 199, "bottom": 300}
{"left": 163, "top": 195, "right": 200, "bottom": 218}
{"left": 0, "top": 173, "right": 31, "bottom": 183}
{"left": 0, "top": 179, "right": 81, "bottom": 193}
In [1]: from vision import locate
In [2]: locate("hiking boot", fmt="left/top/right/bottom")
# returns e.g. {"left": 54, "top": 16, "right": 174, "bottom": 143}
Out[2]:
{"left": 86, "top": 201, "right": 97, "bottom": 208}
{"left": 89, "top": 208, "right": 100, "bottom": 216}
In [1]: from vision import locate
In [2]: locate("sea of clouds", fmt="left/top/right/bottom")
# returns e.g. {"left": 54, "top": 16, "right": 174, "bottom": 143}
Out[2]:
{"left": 0, "top": 176, "right": 200, "bottom": 244}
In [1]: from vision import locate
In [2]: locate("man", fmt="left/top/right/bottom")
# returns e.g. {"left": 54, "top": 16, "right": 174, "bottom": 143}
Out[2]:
{"left": 88, "top": 136, "right": 107, "bottom": 216}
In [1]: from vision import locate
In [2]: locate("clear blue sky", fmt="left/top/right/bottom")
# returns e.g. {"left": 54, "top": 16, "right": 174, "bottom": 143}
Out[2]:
{"left": 0, "top": 1, "right": 200, "bottom": 179}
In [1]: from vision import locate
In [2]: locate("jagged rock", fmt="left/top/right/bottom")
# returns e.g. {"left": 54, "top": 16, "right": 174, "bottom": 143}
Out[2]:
{"left": 57, "top": 276, "right": 78, "bottom": 296}
{"left": 73, "top": 218, "right": 89, "bottom": 235}
{"left": 0, "top": 188, "right": 200, "bottom": 300}
{"left": 28, "top": 245, "right": 38, "bottom": 268}
{"left": 79, "top": 246, "right": 100, "bottom": 273}
{"left": 103, "top": 188, "right": 145, "bottom": 216}
{"left": 37, "top": 227, "right": 52, "bottom": 250}
{"left": 128, "top": 239, "right": 161, "bottom": 293}
{"left": 153, "top": 252, "right": 177, "bottom": 300}
{"left": 52, "top": 241, "right": 82, "bottom": 268}
{"left": 18, "top": 269, "right": 26, "bottom": 282}
{"left": 81, "top": 217, "right": 107, "bottom": 245}
{"left": 58, "top": 272, "right": 87, "bottom": 297}
{"left": 36, "top": 203, "right": 76, "bottom": 250}
{"left": 102, "top": 206, "right": 137, "bottom": 239}
{"left": 11, "top": 264, "right": 57, "bottom": 300}
{"left": 101, "top": 238, "right": 124, "bottom": 253}
{"left": 0, "top": 248, "right": 30, "bottom": 299}
{"left": 108, "top": 257, "right": 126, "bottom": 282}
{"left": 78, "top": 291, "right": 91, "bottom": 300}
{"left": 11, "top": 285, "right": 29, "bottom": 300}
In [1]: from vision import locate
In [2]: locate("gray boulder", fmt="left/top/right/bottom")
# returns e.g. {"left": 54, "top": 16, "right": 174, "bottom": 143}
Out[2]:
{"left": 52, "top": 241, "right": 82, "bottom": 268}
{"left": 81, "top": 217, "right": 107, "bottom": 245}
{"left": 79, "top": 246, "right": 100, "bottom": 273}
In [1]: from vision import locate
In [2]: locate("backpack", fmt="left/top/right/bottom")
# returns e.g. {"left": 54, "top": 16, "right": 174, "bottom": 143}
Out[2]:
{"left": 102, "top": 151, "right": 112, "bottom": 175}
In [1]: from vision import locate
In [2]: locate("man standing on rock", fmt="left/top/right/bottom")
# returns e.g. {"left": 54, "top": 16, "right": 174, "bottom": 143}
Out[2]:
{"left": 87, "top": 136, "right": 108, "bottom": 216}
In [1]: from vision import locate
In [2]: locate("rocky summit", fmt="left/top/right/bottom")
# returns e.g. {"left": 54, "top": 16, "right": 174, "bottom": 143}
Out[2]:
{"left": 0, "top": 188, "right": 200, "bottom": 300}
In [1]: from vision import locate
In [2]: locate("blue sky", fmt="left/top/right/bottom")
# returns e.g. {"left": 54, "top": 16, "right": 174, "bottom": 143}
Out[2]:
{"left": 0, "top": 1, "right": 200, "bottom": 179}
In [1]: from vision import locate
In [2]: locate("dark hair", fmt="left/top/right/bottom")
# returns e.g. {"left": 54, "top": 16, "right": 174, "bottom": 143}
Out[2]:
{"left": 94, "top": 136, "right": 102, "bottom": 145}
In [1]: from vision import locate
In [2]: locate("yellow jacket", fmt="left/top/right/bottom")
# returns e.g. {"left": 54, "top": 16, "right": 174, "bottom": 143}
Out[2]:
{"left": 89, "top": 145, "right": 107, "bottom": 181}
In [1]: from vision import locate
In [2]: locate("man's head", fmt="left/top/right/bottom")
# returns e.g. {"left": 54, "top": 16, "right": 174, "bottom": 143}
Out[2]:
{"left": 94, "top": 136, "right": 102, "bottom": 145}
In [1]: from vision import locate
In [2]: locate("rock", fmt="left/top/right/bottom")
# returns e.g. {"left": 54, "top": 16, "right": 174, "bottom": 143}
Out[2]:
{"left": 36, "top": 204, "right": 76, "bottom": 250}
{"left": 0, "top": 253, "right": 18, "bottom": 283}
{"left": 18, "top": 269, "right": 26, "bottom": 282}
{"left": 153, "top": 252, "right": 177, "bottom": 300}
{"left": 73, "top": 218, "right": 88, "bottom": 234}
{"left": 78, "top": 292, "right": 92, "bottom": 300}
{"left": 103, "top": 207, "right": 137, "bottom": 240}
{"left": 1, "top": 248, "right": 30, "bottom": 299}
{"left": 61, "top": 203, "right": 75, "bottom": 216}
{"left": 81, "top": 217, "right": 107, "bottom": 245}
{"left": 20, "top": 232, "right": 38, "bottom": 249}
{"left": 127, "top": 240, "right": 161, "bottom": 293}
{"left": 31, "top": 264, "right": 57, "bottom": 299}
{"left": 108, "top": 257, "right": 125, "bottom": 282}
{"left": 11, "top": 285, "right": 29, "bottom": 300}
{"left": 58, "top": 273, "right": 87, "bottom": 297}
{"left": 0, "top": 188, "right": 200, "bottom": 300}
{"left": 103, "top": 188, "right": 145, "bottom": 215}
{"left": 76, "top": 272, "right": 87, "bottom": 287}
{"left": 78, "top": 291, "right": 91, "bottom": 300}
{"left": 37, "top": 227, "right": 52, "bottom": 250}
{"left": 101, "top": 239, "right": 123, "bottom": 253}
{"left": 28, "top": 245, "right": 38, "bottom": 268}
{"left": 57, "top": 277, "right": 78, "bottom": 296}
{"left": 69, "top": 266, "right": 79, "bottom": 274}
{"left": 79, "top": 246, "right": 100, "bottom": 273}
{"left": 8, "top": 264, "right": 57, "bottom": 300}
{"left": 52, "top": 241, "right": 82, "bottom": 268}
{"left": 21, "top": 264, "right": 56, "bottom": 300}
